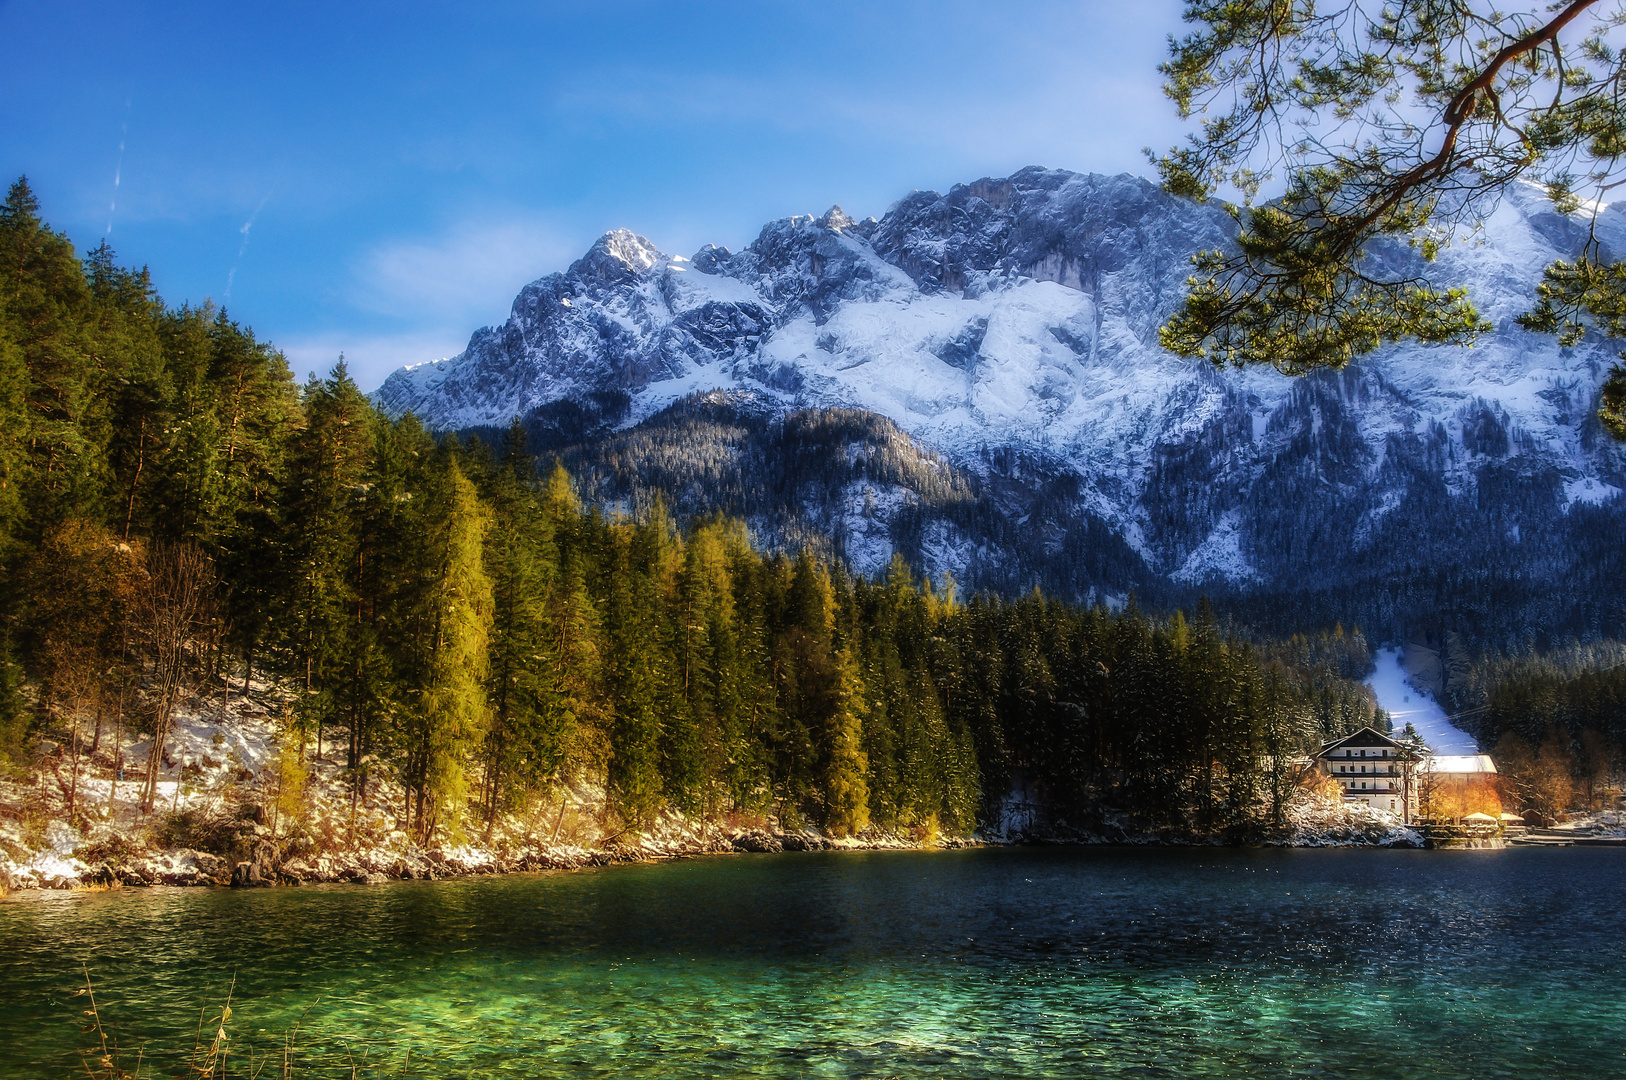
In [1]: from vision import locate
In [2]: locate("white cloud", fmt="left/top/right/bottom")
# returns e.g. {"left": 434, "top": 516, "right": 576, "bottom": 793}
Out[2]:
{"left": 311, "top": 214, "right": 593, "bottom": 392}
{"left": 352, "top": 215, "right": 581, "bottom": 326}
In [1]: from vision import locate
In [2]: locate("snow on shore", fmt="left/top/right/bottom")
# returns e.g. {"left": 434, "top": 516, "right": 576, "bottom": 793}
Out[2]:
{"left": 4, "top": 674, "right": 1426, "bottom": 895}
{"left": 0, "top": 677, "right": 962, "bottom": 894}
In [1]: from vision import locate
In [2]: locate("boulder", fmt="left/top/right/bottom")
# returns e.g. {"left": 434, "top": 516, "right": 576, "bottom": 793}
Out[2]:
{"left": 230, "top": 861, "right": 263, "bottom": 887}
{"left": 118, "top": 861, "right": 157, "bottom": 886}
{"left": 251, "top": 840, "right": 278, "bottom": 875}
{"left": 779, "top": 833, "right": 823, "bottom": 852}
{"left": 731, "top": 829, "right": 782, "bottom": 854}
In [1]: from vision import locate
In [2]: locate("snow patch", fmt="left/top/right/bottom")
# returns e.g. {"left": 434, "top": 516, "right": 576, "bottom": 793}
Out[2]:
{"left": 1563, "top": 475, "right": 1621, "bottom": 511}
{"left": 1366, "top": 648, "right": 1480, "bottom": 754}
{"left": 1171, "top": 511, "right": 1258, "bottom": 585}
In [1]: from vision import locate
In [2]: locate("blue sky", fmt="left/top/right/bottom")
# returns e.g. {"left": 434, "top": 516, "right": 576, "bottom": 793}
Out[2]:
{"left": 1, "top": 0, "right": 1187, "bottom": 390}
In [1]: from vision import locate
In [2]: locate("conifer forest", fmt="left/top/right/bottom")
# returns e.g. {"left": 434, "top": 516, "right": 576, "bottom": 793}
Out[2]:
{"left": 0, "top": 177, "right": 1565, "bottom": 845}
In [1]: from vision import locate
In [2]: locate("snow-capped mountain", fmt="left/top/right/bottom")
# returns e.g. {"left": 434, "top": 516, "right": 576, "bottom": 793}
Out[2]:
{"left": 375, "top": 167, "right": 1626, "bottom": 637}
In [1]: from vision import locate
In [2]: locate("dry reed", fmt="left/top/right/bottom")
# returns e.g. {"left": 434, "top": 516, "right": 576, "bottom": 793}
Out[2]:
{"left": 74, "top": 970, "right": 412, "bottom": 1078}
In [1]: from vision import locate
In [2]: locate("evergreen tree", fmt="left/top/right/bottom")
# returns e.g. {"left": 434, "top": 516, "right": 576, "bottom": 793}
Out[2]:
{"left": 279, "top": 361, "right": 373, "bottom": 758}
{"left": 0, "top": 178, "right": 97, "bottom": 532}
{"left": 413, "top": 448, "right": 494, "bottom": 842}
{"left": 480, "top": 421, "right": 566, "bottom": 829}
{"left": 823, "top": 644, "right": 870, "bottom": 836}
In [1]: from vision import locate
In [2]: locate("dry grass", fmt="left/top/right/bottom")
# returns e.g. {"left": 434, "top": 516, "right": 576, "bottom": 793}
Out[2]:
{"left": 74, "top": 970, "right": 410, "bottom": 1079}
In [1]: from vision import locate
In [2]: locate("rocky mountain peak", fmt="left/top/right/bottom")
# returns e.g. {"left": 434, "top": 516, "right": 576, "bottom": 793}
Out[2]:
{"left": 372, "top": 166, "right": 1626, "bottom": 619}
{"left": 691, "top": 243, "right": 732, "bottom": 274}
{"left": 818, "top": 205, "right": 857, "bottom": 232}
{"left": 573, "top": 228, "right": 666, "bottom": 282}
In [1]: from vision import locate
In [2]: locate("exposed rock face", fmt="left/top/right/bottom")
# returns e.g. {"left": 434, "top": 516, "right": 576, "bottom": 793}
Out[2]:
{"left": 374, "top": 168, "right": 1626, "bottom": 636}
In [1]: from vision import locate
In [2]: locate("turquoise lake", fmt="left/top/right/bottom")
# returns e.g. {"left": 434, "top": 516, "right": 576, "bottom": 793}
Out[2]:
{"left": 1, "top": 846, "right": 1623, "bottom": 1077}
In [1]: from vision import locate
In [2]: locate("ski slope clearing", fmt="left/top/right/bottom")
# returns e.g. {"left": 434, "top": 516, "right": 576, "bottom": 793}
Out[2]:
{"left": 1366, "top": 647, "right": 1480, "bottom": 754}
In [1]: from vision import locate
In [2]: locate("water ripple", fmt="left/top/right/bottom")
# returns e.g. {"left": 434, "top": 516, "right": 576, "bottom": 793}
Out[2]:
{"left": 3, "top": 847, "right": 1623, "bottom": 1077}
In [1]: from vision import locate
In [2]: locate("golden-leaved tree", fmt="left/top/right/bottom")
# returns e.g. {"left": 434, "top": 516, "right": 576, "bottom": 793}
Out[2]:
{"left": 416, "top": 456, "right": 493, "bottom": 842}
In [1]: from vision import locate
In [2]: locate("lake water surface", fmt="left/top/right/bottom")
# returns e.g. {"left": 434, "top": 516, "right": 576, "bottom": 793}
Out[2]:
{"left": 2, "top": 846, "right": 1623, "bottom": 1078}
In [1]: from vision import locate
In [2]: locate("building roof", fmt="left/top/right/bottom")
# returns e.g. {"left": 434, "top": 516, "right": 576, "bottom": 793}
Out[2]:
{"left": 1318, "top": 726, "right": 1405, "bottom": 753}
{"left": 1420, "top": 754, "right": 1498, "bottom": 775}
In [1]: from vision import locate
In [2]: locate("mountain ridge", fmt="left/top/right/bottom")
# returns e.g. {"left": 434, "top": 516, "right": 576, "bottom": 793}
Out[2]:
{"left": 375, "top": 166, "right": 1626, "bottom": 640}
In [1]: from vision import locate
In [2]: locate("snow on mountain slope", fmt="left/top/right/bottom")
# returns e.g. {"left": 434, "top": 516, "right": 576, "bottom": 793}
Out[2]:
{"left": 374, "top": 167, "right": 1626, "bottom": 594}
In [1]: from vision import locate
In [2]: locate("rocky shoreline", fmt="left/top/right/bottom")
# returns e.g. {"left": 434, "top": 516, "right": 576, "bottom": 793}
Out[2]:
{"left": 1, "top": 680, "right": 1425, "bottom": 899}
{"left": 5, "top": 808, "right": 1424, "bottom": 896}
{"left": 8, "top": 823, "right": 978, "bottom": 894}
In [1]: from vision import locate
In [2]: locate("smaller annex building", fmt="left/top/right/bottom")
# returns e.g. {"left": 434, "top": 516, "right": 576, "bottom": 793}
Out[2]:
{"left": 1417, "top": 753, "right": 1501, "bottom": 820}
{"left": 1316, "top": 726, "right": 1411, "bottom": 816}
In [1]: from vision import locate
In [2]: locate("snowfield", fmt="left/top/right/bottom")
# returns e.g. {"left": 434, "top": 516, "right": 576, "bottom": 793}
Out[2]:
{"left": 1366, "top": 648, "right": 1481, "bottom": 755}
{"left": 373, "top": 168, "right": 1626, "bottom": 590}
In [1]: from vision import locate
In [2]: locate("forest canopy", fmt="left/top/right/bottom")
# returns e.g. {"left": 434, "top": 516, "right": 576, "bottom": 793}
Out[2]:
{"left": 0, "top": 177, "right": 1402, "bottom": 840}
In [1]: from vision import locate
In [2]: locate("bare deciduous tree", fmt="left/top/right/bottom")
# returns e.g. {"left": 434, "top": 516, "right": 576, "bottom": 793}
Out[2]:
{"left": 138, "top": 543, "right": 215, "bottom": 814}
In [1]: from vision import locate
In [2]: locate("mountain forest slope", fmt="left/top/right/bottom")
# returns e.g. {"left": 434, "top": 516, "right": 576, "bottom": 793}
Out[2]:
{"left": 0, "top": 178, "right": 1393, "bottom": 849}
{"left": 382, "top": 169, "right": 1626, "bottom": 643}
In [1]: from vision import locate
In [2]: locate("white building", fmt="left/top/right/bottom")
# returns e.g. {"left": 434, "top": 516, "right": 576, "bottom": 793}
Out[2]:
{"left": 1316, "top": 726, "right": 1412, "bottom": 816}
{"left": 1316, "top": 729, "right": 1501, "bottom": 821}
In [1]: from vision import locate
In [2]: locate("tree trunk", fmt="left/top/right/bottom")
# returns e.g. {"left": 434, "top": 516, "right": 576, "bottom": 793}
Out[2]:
{"left": 109, "top": 691, "right": 124, "bottom": 817}
{"left": 122, "top": 416, "right": 146, "bottom": 541}
{"left": 67, "top": 712, "right": 81, "bottom": 820}
{"left": 142, "top": 713, "right": 168, "bottom": 814}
